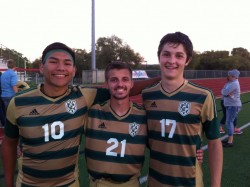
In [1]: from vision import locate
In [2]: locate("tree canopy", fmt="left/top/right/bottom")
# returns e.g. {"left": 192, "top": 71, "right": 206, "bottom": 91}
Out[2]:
{"left": 2, "top": 36, "right": 250, "bottom": 75}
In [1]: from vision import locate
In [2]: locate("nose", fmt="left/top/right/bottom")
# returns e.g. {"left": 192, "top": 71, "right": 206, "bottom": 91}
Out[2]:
{"left": 56, "top": 62, "right": 66, "bottom": 70}
{"left": 167, "top": 55, "right": 175, "bottom": 64}
{"left": 117, "top": 80, "right": 123, "bottom": 86}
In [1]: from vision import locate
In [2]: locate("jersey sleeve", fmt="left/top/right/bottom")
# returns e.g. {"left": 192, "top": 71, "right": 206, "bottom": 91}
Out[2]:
{"left": 4, "top": 98, "right": 19, "bottom": 138}
{"left": 201, "top": 91, "right": 220, "bottom": 140}
{"left": 81, "top": 87, "right": 110, "bottom": 108}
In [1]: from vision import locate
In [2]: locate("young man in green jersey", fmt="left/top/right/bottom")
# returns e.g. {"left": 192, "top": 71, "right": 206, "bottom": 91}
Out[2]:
{"left": 142, "top": 32, "right": 223, "bottom": 187}
{"left": 85, "top": 61, "right": 204, "bottom": 187}
{"left": 85, "top": 61, "right": 148, "bottom": 187}
{"left": 1, "top": 42, "right": 161, "bottom": 187}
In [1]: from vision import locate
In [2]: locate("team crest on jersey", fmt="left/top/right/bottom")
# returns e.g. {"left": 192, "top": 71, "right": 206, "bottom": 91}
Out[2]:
{"left": 129, "top": 122, "right": 140, "bottom": 137}
{"left": 65, "top": 99, "right": 77, "bottom": 114}
{"left": 178, "top": 101, "right": 191, "bottom": 116}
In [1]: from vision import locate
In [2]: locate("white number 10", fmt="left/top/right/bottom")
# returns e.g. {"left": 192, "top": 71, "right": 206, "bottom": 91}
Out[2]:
{"left": 42, "top": 121, "right": 64, "bottom": 142}
{"left": 160, "top": 119, "right": 176, "bottom": 138}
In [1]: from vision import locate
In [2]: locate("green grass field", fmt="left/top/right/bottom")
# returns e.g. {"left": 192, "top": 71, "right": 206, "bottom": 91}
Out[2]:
{"left": 1, "top": 93, "right": 250, "bottom": 186}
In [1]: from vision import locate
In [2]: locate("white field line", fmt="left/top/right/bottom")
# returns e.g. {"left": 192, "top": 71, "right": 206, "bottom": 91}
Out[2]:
{"left": 202, "top": 122, "right": 250, "bottom": 151}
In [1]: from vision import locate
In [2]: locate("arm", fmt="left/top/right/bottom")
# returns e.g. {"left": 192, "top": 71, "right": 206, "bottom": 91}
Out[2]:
{"left": 13, "top": 85, "right": 18, "bottom": 93}
{"left": 1, "top": 136, "right": 18, "bottom": 187}
{"left": 221, "top": 82, "right": 236, "bottom": 96}
{"left": 130, "top": 77, "right": 161, "bottom": 96}
{"left": 207, "top": 139, "right": 223, "bottom": 187}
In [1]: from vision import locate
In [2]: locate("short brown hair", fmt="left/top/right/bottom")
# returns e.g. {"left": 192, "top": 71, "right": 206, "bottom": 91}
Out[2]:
{"left": 7, "top": 59, "right": 16, "bottom": 68}
{"left": 105, "top": 61, "right": 132, "bottom": 81}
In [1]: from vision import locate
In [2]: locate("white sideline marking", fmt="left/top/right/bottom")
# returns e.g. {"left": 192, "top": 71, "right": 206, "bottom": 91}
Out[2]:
{"left": 202, "top": 122, "right": 250, "bottom": 151}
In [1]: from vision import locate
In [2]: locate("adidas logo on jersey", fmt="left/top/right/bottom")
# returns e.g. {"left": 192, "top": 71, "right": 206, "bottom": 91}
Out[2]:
{"left": 29, "top": 109, "right": 40, "bottom": 115}
{"left": 98, "top": 122, "right": 106, "bottom": 129}
{"left": 150, "top": 101, "right": 157, "bottom": 108}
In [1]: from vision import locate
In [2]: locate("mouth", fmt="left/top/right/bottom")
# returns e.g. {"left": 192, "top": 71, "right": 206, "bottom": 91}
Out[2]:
{"left": 53, "top": 74, "right": 67, "bottom": 77}
{"left": 116, "top": 88, "right": 126, "bottom": 92}
{"left": 165, "top": 66, "right": 177, "bottom": 70}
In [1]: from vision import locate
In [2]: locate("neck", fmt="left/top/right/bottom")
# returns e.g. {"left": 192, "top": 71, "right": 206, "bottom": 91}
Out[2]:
{"left": 110, "top": 98, "right": 131, "bottom": 117}
{"left": 41, "top": 84, "right": 68, "bottom": 98}
{"left": 161, "top": 77, "right": 185, "bottom": 93}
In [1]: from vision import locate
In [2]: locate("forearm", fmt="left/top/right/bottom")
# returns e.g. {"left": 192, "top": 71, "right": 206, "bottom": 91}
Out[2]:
{"left": 130, "top": 77, "right": 160, "bottom": 96}
{"left": 2, "top": 137, "right": 18, "bottom": 187}
{"left": 13, "top": 85, "right": 18, "bottom": 93}
{"left": 208, "top": 139, "right": 223, "bottom": 187}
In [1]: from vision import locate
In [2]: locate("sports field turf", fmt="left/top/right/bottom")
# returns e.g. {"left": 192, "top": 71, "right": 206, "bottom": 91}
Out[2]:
{"left": 0, "top": 93, "right": 250, "bottom": 186}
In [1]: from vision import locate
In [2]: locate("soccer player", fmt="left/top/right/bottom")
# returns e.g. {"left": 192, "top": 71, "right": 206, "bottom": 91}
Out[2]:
{"left": 1, "top": 42, "right": 111, "bottom": 187}
{"left": 142, "top": 32, "right": 223, "bottom": 187}
{"left": 85, "top": 61, "right": 148, "bottom": 187}
{"left": 1, "top": 42, "right": 160, "bottom": 187}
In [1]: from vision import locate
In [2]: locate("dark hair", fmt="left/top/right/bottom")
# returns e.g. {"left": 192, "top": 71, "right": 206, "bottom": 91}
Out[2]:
{"left": 105, "top": 61, "right": 132, "bottom": 81}
{"left": 7, "top": 59, "right": 16, "bottom": 68}
{"left": 157, "top": 32, "right": 193, "bottom": 62}
{"left": 42, "top": 42, "right": 75, "bottom": 64}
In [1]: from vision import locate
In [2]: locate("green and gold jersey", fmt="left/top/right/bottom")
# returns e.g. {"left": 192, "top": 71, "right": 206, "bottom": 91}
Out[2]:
{"left": 142, "top": 80, "right": 220, "bottom": 187}
{"left": 85, "top": 100, "right": 147, "bottom": 182}
{"left": 5, "top": 85, "right": 110, "bottom": 187}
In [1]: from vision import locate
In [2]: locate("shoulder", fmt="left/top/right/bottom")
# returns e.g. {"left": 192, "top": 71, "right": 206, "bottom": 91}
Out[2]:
{"left": 131, "top": 102, "right": 146, "bottom": 115}
{"left": 15, "top": 86, "right": 38, "bottom": 97}
{"left": 187, "top": 81, "right": 214, "bottom": 96}
{"left": 142, "top": 82, "right": 160, "bottom": 93}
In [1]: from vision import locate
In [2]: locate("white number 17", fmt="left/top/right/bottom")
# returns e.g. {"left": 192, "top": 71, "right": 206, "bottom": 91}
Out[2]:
{"left": 160, "top": 119, "right": 176, "bottom": 138}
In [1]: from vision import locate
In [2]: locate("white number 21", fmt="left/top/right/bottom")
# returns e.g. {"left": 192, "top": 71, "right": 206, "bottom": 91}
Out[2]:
{"left": 106, "top": 138, "right": 126, "bottom": 157}
{"left": 160, "top": 119, "right": 176, "bottom": 138}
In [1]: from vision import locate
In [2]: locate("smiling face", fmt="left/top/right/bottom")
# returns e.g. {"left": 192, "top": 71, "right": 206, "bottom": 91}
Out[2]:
{"left": 39, "top": 51, "right": 76, "bottom": 95}
{"left": 106, "top": 68, "right": 134, "bottom": 100}
{"left": 159, "top": 43, "right": 191, "bottom": 81}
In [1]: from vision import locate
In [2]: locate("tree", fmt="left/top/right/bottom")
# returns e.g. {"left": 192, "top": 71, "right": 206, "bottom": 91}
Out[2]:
{"left": 74, "top": 48, "right": 91, "bottom": 78}
{"left": 95, "top": 35, "right": 144, "bottom": 69}
{"left": 231, "top": 47, "right": 250, "bottom": 59}
{"left": 198, "top": 50, "right": 230, "bottom": 70}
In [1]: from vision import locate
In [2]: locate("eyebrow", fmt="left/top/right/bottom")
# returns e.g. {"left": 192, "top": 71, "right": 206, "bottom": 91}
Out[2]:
{"left": 48, "top": 56, "right": 73, "bottom": 62}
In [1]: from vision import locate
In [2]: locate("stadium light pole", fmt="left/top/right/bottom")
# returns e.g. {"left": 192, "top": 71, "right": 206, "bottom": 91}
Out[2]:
{"left": 91, "top": 0, "right": 96, "bottom": 70}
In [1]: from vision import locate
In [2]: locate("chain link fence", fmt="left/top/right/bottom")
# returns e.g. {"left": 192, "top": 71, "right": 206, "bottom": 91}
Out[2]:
{"left": 16, "top": 69, "right": 250, "bottom": 86}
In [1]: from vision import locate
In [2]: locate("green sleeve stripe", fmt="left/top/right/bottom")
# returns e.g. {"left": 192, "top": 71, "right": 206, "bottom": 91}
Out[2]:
{"left": 149, "top": 167, "right": 195, "bottom": 186}
{"left": 203, "top": 117, "right": 220, "bottom": 139}
{"left": 4, "top": 119, "right": 19, "bottom": 138}
{"left": 93, "top": 88, "right": 110, "bottom": 105}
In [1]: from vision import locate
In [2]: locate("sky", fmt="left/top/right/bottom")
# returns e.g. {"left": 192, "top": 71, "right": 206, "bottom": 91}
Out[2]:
{"left": 1, "top": 0, "right": 250, "bottom": 65}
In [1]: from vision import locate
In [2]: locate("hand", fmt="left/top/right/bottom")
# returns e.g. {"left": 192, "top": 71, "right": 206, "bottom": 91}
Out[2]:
{"left": 196, "top": 149, "right": 204, "bottom": 163}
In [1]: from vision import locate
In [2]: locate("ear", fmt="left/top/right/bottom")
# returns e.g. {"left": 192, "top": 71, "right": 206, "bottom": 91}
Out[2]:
{"left": 39, "top": 63, "right": 44, "bottom": 74}
{"left": 185, "top": 57, "right": 192, "bottom": 66}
